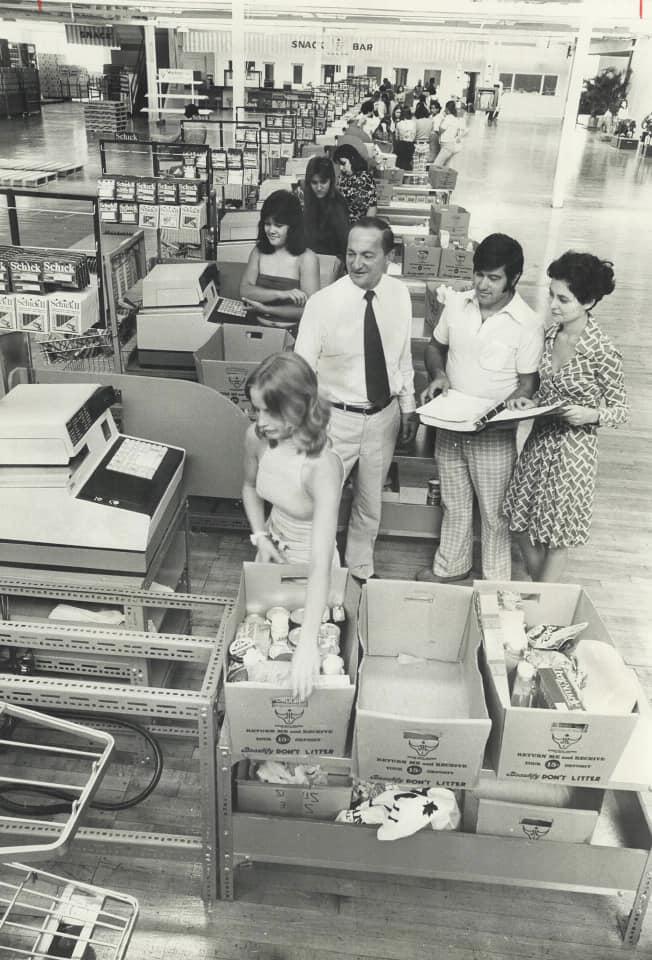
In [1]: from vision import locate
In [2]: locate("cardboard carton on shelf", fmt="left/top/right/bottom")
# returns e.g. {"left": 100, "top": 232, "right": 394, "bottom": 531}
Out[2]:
{"left": 223, "top": 563, "right": 360, "bottom": 759}
{"left": 463, "top": 776, "right": 603, "bottom": 844}
{"left": 354, "top": 580, "right": 491, "bottom": 789}
{"left": 235, "top": 757, "right": 353, "bottom": 820}
{"left": 475, "top": 580, "right": 643, "bottom": 786}
{"left": 402, "top": 235, "right": 442, "bottom": 279}
{"left": 194, "top": 324, "right": 294, "bottom": 420}
{"left": 428, "top": 165, "right": 458, "bottom": 190}
{"left": 429, "top": 203, "right": 470, "bottom": 244}
{"left": 424, "top": 278, "right": 474, "bottom": 331}
{"left": 437, "top": 245, "right": 475, "bottom": 281}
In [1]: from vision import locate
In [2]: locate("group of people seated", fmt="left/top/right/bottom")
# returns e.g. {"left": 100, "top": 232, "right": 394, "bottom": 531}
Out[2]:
{"left": 236, "top": 203, "right": 630, "bottom": 700}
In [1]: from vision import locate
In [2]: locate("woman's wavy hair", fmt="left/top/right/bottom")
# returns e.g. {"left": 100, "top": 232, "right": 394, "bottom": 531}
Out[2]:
{"left": 332, "top": 143, "right": 368, "bottom": 174}
{"left": 304, "top": 155, "right": 338, "bottom": 218}
{"left": 257, "top": 190, "right": 306, "bottom": 255}
{"left": 547, "top": 251, "right": 615, "bottom": 307}
{"left": 245, "top": 352, "right": 330, "bottom": 456}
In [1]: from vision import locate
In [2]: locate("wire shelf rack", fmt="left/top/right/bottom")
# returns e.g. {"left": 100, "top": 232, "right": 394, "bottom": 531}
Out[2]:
{"left": 0, "top": 863, "right": 138, "bottom": 960}
{"left": 35, "top": 331, "right": 127, "bottom": 374}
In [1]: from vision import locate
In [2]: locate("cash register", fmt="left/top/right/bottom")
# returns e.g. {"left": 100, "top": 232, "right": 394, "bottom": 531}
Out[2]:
{"left": 0, "top": 383, "right": 185, "bottom": 573}
{"left": 136, "top": 261, "right": 252, "bottom": 368}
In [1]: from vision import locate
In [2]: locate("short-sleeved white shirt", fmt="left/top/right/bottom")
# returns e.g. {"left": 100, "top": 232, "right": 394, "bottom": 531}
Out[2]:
{"left": 434, "top": 289, "right": 544, "bottom": 402}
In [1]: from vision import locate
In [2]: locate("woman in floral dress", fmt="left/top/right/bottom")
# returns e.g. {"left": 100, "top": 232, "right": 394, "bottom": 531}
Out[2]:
{"left": 503, "top": 252, "right": 629, "bottom": 582}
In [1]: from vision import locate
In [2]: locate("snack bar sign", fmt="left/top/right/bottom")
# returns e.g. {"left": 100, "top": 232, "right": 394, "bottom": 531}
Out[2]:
{"left": 291, "top": 36, "right": 373, "bottom": 54}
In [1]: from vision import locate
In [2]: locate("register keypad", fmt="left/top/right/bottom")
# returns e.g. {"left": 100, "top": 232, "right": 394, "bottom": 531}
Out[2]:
{"left": 106, "top": 437, "right": 167, "bottom": 479}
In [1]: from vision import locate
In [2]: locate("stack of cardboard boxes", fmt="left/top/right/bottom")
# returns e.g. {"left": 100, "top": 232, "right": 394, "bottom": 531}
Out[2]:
{"left": 221, "top": 573, "right": 646, "bottom": 845}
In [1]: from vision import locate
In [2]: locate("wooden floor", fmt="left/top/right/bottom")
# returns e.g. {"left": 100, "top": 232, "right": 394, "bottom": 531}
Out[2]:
{"left": 3, "top": 104, "right": 652, "bottom": 958}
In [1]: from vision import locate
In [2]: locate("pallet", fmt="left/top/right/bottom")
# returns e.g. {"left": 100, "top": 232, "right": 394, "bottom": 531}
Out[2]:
{"left": 0, "top": 158, "right": 84, "bottom": 178}
{"left": 0, "top": 168, "right": 57, "bottom": 186}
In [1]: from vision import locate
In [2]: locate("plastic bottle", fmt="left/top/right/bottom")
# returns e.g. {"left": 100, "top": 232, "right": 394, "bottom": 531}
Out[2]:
{"left": 504, "top": 633, "right": 528, "bottom": 689}
{"left": 511, "top": 661, "right": 536, "bottom": 708}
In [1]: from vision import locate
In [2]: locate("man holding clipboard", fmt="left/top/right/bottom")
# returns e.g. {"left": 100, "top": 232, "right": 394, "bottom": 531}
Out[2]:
{"left": 417, "top": 234, "right": 544, "bottom": 583}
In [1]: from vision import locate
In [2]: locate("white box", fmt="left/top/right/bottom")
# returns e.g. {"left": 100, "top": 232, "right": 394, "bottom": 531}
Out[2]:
{"left": 15, "top": 293, "right": 49, "bottom": 333}
{"left": 159, "top": 204, "right": 181, "bottom": 229}
{"left": 354, "top": 580, "right": 491, "bottom": 789}
{"left": 476, "top": 581, "right": 641, "bottom": 786}
{"left": 47, "top": 284, "right": 100, "bottom": 335}
{"left": 0, "top": 293, "right": 16, "bottom": 330}
{"left": 223, "top": 563, "right": 359, "bottom": 759}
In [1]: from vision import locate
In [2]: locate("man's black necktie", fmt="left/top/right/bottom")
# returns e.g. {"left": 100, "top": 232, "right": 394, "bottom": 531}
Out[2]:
{"left": 363, "top": 289, "right": 390, "bottom": 408}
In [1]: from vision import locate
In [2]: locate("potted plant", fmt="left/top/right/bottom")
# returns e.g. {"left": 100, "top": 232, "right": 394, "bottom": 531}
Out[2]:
{"left": 579, "top": 68, "right": 628, "bottom": 129}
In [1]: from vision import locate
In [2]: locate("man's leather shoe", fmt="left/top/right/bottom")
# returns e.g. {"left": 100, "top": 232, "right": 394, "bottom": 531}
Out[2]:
{"left": 416, "top": 567, "right": 472, "bottom": 583}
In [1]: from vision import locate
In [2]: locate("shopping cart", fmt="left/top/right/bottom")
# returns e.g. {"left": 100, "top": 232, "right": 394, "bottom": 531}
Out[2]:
{"left": 0, "top": 702, "right": 139, "bottom": 959}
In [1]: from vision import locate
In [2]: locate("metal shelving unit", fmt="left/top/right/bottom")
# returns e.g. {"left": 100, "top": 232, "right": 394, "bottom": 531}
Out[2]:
{"left": 216, "top": 726, "right": 652, "bottom": 945}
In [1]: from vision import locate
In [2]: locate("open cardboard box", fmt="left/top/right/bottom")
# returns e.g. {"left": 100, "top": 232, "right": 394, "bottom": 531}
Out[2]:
{"left": 354, "top": 580, "right": 491, "bottom": 789}
{"left": 194, "top": 324, "right": 293, "bottom": 419}
{"left": 463, "top": 777, "right": 603, "bottom": 844}
{"left": 235, "top": 756, "right": 353, "bottom": 820}
{"left": 475, "top": 581, "right": 641, "bottom": 786}
{"left": 224, "top": 563, "right": 360, "bottom": 759}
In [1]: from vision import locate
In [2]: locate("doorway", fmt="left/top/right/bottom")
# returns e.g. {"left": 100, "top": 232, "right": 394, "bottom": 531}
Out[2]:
{"left": 323, "top": 64, "right": 336, "bottom": 84}
{"left": 464, "top": 71, "right": 479, "bottom": 111}
{"left": 366, "top": 66, "right": 382, "bottom": 87}
{"left": 423, "top": 69, "right": 442, "bottom": 90}
{"left": 394, "top": 67, "right": 408, "bottom": 88}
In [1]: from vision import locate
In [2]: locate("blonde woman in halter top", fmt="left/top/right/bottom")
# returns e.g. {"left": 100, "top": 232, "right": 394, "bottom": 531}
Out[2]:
{"left": 240, "top": 190, "right": 320, "bottom": 330}
{"left": 242, "top": 352, "right": 344, "bottom": 699}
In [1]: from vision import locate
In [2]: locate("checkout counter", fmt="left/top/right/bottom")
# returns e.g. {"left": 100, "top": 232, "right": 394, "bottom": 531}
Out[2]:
{"left": 0, "top": 383, "right": 185, "bottom": 574}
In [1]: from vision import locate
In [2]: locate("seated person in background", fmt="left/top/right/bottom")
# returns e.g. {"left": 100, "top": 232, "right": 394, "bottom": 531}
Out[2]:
{"left": 240, "top": 190, "right": 319, "bottom": 329}
{"left": 332, "top": 144, "right": 378, "bottom": 224}
{"left": 242, "top": 353, "right": 344, "bottom": 699}
{"left": 303, "top": 155, "right": 350, "bottom": 263}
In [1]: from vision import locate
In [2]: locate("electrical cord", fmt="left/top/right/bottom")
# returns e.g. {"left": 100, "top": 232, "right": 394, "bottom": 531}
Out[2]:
{"left": 0, "top": 712, "right": 164, "bottom": 815}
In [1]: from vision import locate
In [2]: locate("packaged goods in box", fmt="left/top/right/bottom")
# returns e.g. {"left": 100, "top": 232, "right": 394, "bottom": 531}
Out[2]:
{"left": 223, "top": 563, "right": 359, "bottom": 758}
{"left": 376, "top": 167, "right": 404, "bottom": 185}
{"left": 475, "top": 581, "right": 642, "bottom": 785}
{"left": 159, "top": 204, "right": 181, "bottom": 229}
{"left": 463, "top": 778, "right": 603, "bottom": 843}
{"left": 430, "top": 204, "right": 470, "bottom": 244}
{"left": 194, "top": 325, "right": 294, "bottom": 419}
{"left": 402, "top": 236, "right": 441, "bottom": 279}
{"left": 376, "top": 181, "right": 394, "bottom": 205}
{"left": 235, "top": 757, "right": 353, "bottom": 819}
{"left": 15, "top": 293, "right": 49, "bottom": 333}
{"left": 114, "top": 176, "right": 136, "bottom": 201}
{"left": 0, "top": 293, "right": 16, "bottom": 330}
{"left": 118, "top": 202, "right": 138, "bottom": 225}
{"left": 428, "top": 165, "right": 458, "bottom": 189}
{"left": 179, "top": 203, "right": 207, "bottom": 230}
{"left": 424, "top": 278, "right": 473, "bottom": 331}
{"left": 47, "top": 284, "right": 99, "bottom": 335}
{"left": 437, "top": 246, "right": 475, "bottom": 280}
{"left": 354, "top": 580, "right": 491, "bottom": 788}
{"left": 135, "top": 178, "right": 157, "bottom": 204}
{"left": 138, "top": 205, "right": 159, "bottom": 229}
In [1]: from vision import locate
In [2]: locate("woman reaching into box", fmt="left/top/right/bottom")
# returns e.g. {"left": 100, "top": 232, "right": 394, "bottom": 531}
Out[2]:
{"left": 240, "top": 190, "right": 319, "bottom": 330}
{"left": 242, "top": 352, "right": 344, "bottom": 699}
{"left": 504, "top": 252, "right": 629, "bottom": 582}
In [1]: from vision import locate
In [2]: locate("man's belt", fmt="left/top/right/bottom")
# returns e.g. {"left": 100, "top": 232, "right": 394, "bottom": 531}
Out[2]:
{"left": 330, "top": 398, "right": 394, "bottom": 416}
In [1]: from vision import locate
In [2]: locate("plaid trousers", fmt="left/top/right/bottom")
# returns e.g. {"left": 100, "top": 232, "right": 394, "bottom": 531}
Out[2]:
{"left": 433, "top": 428, "right": 516, "bottom": 580}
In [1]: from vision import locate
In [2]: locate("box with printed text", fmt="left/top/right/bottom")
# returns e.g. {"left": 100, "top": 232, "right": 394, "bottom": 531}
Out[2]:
{"left": 475, "top": 581, "right": 642, "bottom": 787}
{"left": 354, "top": 580, "right": 491, "bottom": 789}
{"left": 223, "top": 563, "right": 360, "bottom": 758}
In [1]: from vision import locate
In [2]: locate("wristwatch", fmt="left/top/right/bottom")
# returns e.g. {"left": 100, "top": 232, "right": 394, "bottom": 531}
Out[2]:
{"left": 249, "top": 531, "right": 269, "bottom": 547}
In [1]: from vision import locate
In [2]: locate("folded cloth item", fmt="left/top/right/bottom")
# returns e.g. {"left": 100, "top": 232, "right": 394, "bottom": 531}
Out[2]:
{"left": 336, "top": 786, "right": 460, "bottom": 840}
{"left": 48, "top": 604, "right": 125, "bottom": 625}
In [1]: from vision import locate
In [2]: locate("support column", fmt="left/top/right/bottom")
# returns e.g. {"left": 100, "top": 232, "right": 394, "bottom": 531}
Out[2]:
{"left": 144, "top": 23, "right": 159, "bottom": 125}
{"left": 551, "top": 18, "right": 592, "bottom": 209}
{"left": 231, "top": 0, "right": 245, "bottom": 124}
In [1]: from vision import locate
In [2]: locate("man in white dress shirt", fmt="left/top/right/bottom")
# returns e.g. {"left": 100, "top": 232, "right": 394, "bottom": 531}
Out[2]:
{"left": 417, "top": 233, "right": 544, "bottom": 583}
{"left": 295, "top": 218, "right": 418, "bottom": 582}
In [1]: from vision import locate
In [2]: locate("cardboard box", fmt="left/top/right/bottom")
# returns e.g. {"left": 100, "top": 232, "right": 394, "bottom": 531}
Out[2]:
{"left": 354, "top": 580, "right": 491, "bottom": 788}
{"left": 48, "top": 284, "right": 99, "bottom": 335}
{"left": 15, "top": 293, "right": 49, "bottom": 333}
{"left": 430, "top": 204, "right": 470, "bottom": 244}
{"left": 476, "top": 581, "right": 642, "bottom": 786}
{"left": 424, "top": 278, "right": 474, "bottom": 332}
{"left": 376, "top": 167, "right": 404, "bottom": 185}
{"left": 0, "top": 293, "right": 16, "bottom": 330}
{"left": 223, "top": 563, "right": 359, "bottom": 758}
{"left": 159, "top": 204, "right": 181, "bottom": 229}
{"left": 376, "top": 181, "right": 394, "bottom": 206}
{"left": 463, "top": 779, "right": 603, "bottom": 843}
{"left": 194, "top": 324, "right": 294, "bottom": 420}
{"left": 235, "top": 758, "right": 353, "bottom": 819}
{"left": 402, "top": 235, "right": 441, "bottom": 279}
{"left": 428, "top": 165, "right": 458, "bottom": 189}
{"left": 437, "top": 246, "right": 475, "bottom": 280}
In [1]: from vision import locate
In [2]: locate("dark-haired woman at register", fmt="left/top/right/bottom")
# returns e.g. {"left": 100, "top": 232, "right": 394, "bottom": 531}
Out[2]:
{"left": 240, "top": 189, "right": 319, "bottom": 329}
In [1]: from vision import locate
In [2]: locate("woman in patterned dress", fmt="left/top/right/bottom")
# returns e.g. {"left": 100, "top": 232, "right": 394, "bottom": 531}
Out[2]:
{"left": 503, "top": 252, "right": 629, "bottom": 582}
{"left": 332, "top": 144, "right": 377, "bottom": 224}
